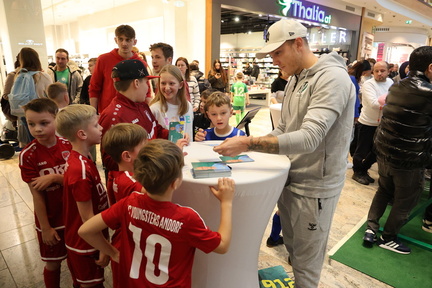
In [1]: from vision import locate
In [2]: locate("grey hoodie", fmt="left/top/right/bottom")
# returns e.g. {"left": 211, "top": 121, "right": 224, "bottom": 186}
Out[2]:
{"left": 271, "top": 52, "right": 355, "bottom": 198}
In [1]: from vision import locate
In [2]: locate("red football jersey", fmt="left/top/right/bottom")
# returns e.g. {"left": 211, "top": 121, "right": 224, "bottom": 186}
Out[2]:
{"left": 63, "top": 150, "right": 109, "bottom": 254}
{"left": 102, "top": 192, "right": 221, "bottom": 288}
{"left": 98, "top": 93, "right": 169, "bottom": 171}
{"left": 107, "top": 170, "right": 143, "bottom": 205}
{"left": 19, "top": 137, "right": 72, "bottom": 229}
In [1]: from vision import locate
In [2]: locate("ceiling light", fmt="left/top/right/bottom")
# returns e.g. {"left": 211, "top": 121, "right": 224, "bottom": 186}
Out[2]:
{"left": 405, "top": 20, "right": 412, "bottom": 24}
{"left": 234, "top": 17, "right": 240, "bottom": 22}
{"left": 221, "top": 20, "right": 224, "bottom": 23}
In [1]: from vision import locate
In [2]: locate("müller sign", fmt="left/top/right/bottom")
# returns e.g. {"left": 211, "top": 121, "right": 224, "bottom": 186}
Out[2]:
{"left": 279, "top": 0, "right": 332, "bottom": 24}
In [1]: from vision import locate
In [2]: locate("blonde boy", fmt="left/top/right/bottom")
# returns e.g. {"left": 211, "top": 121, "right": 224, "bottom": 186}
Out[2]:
{"left": 79, "top": 139, "right": 235, "bottom": 287}
{"left": 56, "top": 104, "right": 109, "bottom": 288}
{"left": 47, "top": 82, "right": 70, "bottom": 109}
{"left": 195, "top": 92, "right": 246, "bottom": 141}
{"left": 230, "top": 72, "right": 250, "bottom": 124}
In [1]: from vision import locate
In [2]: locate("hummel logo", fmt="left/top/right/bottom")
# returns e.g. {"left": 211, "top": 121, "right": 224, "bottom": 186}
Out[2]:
{"left": 308, "top": 223, "right": 317, "bottom": 231}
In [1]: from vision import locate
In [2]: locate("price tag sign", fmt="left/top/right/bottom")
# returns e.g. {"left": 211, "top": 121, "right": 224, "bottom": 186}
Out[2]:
{"left": 258, "top": 266, "right": 294, "bottom": 288}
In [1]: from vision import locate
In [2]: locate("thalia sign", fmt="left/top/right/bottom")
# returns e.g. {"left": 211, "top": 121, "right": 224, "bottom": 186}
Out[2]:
{"left": 278, "top": 0, "right": 332, "bottom": 24}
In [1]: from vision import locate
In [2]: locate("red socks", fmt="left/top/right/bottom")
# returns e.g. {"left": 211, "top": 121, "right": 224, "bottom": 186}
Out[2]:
{"left": 43, "top": 267, "right": 60, "bottom": 288}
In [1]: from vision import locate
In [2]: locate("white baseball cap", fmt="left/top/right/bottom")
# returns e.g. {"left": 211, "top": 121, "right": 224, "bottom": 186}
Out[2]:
{"left": 256, "top": 19, "right": 307, "bottom": 59}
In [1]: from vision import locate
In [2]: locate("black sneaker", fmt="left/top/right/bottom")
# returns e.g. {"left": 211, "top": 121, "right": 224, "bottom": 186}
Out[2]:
{"left": 377, "top": 236, "right": 411, "bottom": 254}
{"left": 0, "top": 144, "right": 15, "bottom": 160}
{"left": 266, "top": 236, "right": 284, "bottom": 247}
{"left": 352, "top": 172, "right": 369, "bottom": 185}
{"left": 365, "top": 173, "right": 375, "bottom": 183}
{"left": 362, "top": 229, "right": 377, "bottom": 248}
{"left": 422, "top": 219, "right": 432, "bottom": 233}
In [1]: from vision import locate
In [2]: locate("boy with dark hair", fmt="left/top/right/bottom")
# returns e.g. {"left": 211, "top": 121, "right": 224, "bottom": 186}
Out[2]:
{"left": 79, "top": 139, "right": 235, "bottom": 288}
{"left": 19, "top": 98, "right": 72, "bottom": 288}
{"left": 192, "top": 88, "right": 217, "bottom": 139}
{"left": 149, "top": 42, "right": 174, "bottom": 93}
{"left": 56, "top": 104, "right": 109, "bottom": 288}
{"left": 47, "top": 82, "right": 69, "bottom": 109}
{"left": 149, "top": 42, "right": 174, "bottom": 74}
{"left": 195, "top": 92, "right": 246, "bottom": 141}
{"left": 90, "top": 24, "right": 151, "bottom": 113}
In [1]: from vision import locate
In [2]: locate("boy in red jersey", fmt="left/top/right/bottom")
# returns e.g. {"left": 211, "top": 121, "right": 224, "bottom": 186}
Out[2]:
{"left": 103, "top": 123, "right": 147, "bottom": 205}
{"left": 19, "top": 98, "right": 72, "bottom": 288}
{"left": 102, "top": 123, "right": 148, "bottom": 288}
{"left": 99, "top": 59, "right": 188, "bottom": 172}
{"left": 79, "top": 139, "right": 235, "bottom": 288}
{"left": 56, "top": 104, "right": 109, "bottom": 288}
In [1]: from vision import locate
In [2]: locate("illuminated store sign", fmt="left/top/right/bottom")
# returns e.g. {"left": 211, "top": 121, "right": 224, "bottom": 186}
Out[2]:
{"left": 278, "top": 0, "right": 332, "bottom": 24}
{"left": 17, "top": 39, "right": 43, "bottom": 46}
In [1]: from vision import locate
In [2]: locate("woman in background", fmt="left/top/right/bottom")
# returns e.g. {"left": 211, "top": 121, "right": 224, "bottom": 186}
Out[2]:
{"left": 14, "top": 47, "right": 52, "bottom": 147}
{"left": 176, "top": 57, "right": 200, "bottom": 110}
{"left": 208, "top": 59, "right": 228, "bottom": 93}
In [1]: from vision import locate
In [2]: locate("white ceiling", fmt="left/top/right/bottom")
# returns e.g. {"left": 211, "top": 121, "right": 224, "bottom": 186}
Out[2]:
{"left": 40, "top": 0, "right": 432, "bottom": 30}
{"left": 341, "top": 0, "right": 431, "bottom": 29}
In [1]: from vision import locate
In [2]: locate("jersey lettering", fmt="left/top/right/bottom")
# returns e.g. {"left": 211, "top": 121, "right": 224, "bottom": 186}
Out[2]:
{"left": 129, "top": 223, "right": 172, "bottom": 285}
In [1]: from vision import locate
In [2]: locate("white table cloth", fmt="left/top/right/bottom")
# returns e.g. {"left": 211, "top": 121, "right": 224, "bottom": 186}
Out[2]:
{"left": 172, "top": 141, "right": 290, "bottom": 288}
{"left": 270, "top": 103, "right": 282, "bottom": 129}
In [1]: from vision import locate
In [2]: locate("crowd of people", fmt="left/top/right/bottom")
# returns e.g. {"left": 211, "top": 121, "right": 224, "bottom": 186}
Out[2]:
{"left": 1, "top": 18, "right": 432, "bottom": 288}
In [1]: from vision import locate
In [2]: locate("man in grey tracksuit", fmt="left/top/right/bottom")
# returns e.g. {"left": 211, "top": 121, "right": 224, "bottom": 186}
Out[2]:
{"left": 214, "top": 19, "right": 355, "bottom": 288}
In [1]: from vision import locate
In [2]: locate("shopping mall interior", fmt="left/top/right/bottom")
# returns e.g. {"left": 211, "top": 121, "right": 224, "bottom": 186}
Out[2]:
{"left": 0, "top": 0, "right": 431, "bottom": 287}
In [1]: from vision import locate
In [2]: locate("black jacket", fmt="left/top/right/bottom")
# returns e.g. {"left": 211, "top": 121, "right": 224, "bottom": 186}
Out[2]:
{"left": 374, "top": 71, "right": 432, "bottom": 169}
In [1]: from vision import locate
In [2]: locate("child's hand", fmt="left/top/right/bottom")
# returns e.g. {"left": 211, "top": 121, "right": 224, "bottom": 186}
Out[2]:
{"left": 210, "top": 178, "right": 235, "bottom": 203}
{"left": 194, "top": 128, "right": 206, "bottom": 142}
{"left": 246, "top": 100, "right": 250, "bottom": 106}
{"left": 96, "top": 252, "right": 111, "bottom": 267}
{"left": 111, "top": 249, "right": 120, "bottom": 264}
{"left": 41, "top": 227, "right": 61, "bottom": 246}
{"left": 31, "top": 174, "right": 55, "bottom": 191}
{"left": 183, "top": 132, "right": 191, "bottom": 143}
{"left": 175, "top": 138, "right": 189, "bottom": 156}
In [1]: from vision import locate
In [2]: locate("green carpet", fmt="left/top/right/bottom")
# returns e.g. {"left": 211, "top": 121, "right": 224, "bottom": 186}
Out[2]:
{"left": 330, "top": 184, "right": 432, "bottom": 288}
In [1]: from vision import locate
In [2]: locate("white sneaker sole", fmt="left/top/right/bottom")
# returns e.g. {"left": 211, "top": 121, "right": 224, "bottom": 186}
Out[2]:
{"left": 378, "top": 243, "right": 411, "bottom": 254}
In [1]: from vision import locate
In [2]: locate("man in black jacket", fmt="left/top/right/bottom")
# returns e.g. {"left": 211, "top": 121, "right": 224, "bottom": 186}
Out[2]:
{"left": 362, "top": 46, "right": 432, "bottom": 254}
{"left": 250, "top": 61, "right": 260, "bottom": 79}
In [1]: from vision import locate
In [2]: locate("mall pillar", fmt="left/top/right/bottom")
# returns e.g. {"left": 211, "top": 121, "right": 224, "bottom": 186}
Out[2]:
{"left": 0, "top": 0, "right": 48, "bottom": 72}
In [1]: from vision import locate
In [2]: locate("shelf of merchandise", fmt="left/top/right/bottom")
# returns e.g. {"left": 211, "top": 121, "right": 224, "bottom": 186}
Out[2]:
{"left": 220, "top": 49, "right": 277, "bottom": 70}
{"left": 220, "top": 48, "right": 280, "bottom": 86}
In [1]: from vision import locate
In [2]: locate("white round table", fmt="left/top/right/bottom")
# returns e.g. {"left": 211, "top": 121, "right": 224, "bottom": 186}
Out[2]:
{"left": 269, "top": 103, "right": 282, "bottom": 129}
{"left": 172, "top": 141, "right": 290, "bottom": 288}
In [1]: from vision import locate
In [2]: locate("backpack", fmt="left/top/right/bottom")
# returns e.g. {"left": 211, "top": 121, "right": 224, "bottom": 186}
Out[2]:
{"left": 8, "top": 68, "right": 40, "bottom": 117}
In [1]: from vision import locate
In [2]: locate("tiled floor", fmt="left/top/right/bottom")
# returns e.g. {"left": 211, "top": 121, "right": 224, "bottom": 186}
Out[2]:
{"left": 0, "top": 98, "right": 393, "bottom": 287}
